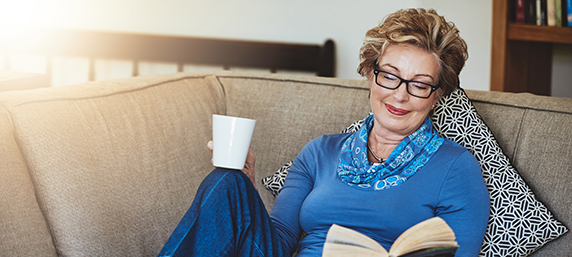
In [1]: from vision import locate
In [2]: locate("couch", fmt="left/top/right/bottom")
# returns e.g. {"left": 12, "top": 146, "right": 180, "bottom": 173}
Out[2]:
{"left": 1, "top": 71, "right": 570, "bottom": 256}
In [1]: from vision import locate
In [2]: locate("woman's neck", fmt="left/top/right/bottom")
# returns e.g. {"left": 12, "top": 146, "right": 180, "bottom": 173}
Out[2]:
{"left": 367, "top": 123, "right": 407, "bottom": 162}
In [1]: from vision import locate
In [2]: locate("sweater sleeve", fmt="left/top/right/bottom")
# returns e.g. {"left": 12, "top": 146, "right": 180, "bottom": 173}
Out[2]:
{"left": 269, "top": 138, "right": 318, "bottom": 256}
{"left": 436, "top": 150, "right": 490, "bottom": 257}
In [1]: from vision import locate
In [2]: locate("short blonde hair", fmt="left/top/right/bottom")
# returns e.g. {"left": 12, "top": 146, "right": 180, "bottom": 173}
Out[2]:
{"left": 357, "top": 8, "right": 468, "bottom": 96}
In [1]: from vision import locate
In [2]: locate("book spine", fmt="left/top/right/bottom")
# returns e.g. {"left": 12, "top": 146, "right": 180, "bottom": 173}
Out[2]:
{"left": 536, "top": 0, "right": 548, "bottom": 25}
{"left": 556, "top": 0, "right": 562, "bottom": 26}
{"left": 517, "top": 0, "right": 526, "bottom": 24}
{"left": 542, "top": 0, "right": 548, "bottom": 25}
{"left": 526, "top": 0, "right": 538, "bottom": 24}
{"left": 568, "top": 0, "right": 572, "bottom": 26}
{"left": 563, "top": 0, "right": 569, "bottom": 26}
{"left": 548, "top": 0, "right": 556, "bottom": 25}
{"left": 537, "top": 0, "right": 542, "bottom": 25}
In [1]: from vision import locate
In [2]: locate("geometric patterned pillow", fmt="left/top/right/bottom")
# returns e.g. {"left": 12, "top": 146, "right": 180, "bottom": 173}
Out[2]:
{"left": 262, "top": 88, "right": 568, "bottom": 256}
{"left": 432, "top": 88, "right": 567, "bottom": 256}
{"left": 262, "top": 161, "right": 293, "bottom": 197}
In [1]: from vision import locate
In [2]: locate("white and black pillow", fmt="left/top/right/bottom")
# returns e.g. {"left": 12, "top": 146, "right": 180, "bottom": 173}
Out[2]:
{"left": 263, "top": 161, "right": 293, "bottom": 197}
{"left": 262, "top": 88, "right": 568, "bottom": 256}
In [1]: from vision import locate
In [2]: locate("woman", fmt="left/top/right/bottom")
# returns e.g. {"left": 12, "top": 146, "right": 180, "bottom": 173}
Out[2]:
{"left": 159, "top": 8, "right": 490, "bottom": 257}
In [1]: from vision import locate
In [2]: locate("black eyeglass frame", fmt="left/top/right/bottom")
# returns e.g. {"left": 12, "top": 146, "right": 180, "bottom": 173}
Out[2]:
{"left": 372, "top": 69, "right": 440, "bottom": 99}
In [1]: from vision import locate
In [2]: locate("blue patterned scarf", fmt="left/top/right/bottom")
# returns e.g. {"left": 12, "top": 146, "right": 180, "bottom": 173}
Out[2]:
{"left": 337, "top": 114, "right": 444, "bottom": 190}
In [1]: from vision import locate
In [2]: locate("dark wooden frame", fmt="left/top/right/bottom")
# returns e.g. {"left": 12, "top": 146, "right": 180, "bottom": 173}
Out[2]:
{"left": 3, "top": 28, "right": 336, "bottom": 83}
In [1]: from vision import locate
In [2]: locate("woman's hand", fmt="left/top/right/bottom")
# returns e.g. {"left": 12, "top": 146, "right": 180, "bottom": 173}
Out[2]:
{"left": 207, "top": 141, "right": 257, "bottom": 189}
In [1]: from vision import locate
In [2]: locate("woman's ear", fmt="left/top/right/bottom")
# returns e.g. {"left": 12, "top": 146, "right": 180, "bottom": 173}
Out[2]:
{"left": 367, "top": 80, "right": 372, "bottom": 99}
{"left": 367, "top": 72, "right": 375, "bottom": 99}
{"left": 430, "top": 88, "right": 443, "bottom": 109}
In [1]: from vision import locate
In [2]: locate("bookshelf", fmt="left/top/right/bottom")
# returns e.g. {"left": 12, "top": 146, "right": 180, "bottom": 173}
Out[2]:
{"left": 491, "top": 0, "right": 572, "bottom": 95}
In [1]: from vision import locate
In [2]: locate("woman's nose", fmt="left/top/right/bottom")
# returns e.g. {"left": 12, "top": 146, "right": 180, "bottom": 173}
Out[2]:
{"left": 393, "top": 82, "right": 409, "bottom": 102}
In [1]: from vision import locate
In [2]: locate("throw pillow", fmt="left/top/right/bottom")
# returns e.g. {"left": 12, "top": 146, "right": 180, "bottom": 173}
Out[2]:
{"left": 432, "top": 88, "right": 567, "bottom": 256}
{"left": 262, "top": 88, "right": 568, "bottom": 256}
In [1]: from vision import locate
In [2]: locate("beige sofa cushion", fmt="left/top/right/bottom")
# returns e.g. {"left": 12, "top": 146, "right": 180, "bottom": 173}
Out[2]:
{"left": 0, "top": 73, "right": 224, "bottom": 256}
{"left": 0, "top": 106, "right": 57, "bottom": 256}
{"left": 216, "top": 73, "right": 371, "bottom": 208}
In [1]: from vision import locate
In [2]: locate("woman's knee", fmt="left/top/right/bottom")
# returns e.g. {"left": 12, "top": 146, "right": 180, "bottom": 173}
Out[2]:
{"left": 203, "top": 168, "right": 252, "bottom": 192}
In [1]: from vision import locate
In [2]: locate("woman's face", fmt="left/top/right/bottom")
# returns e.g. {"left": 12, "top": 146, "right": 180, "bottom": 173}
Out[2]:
{"left": 369, "top": 43, "right": 441, "bottom": 137}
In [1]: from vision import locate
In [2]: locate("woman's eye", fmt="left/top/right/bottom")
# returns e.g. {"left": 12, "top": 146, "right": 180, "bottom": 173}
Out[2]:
{"left": 411, "top": 82, "right": 430, "bottom": 90}
{"left": 382, "top": 73, "right": 398, "bottom": 80}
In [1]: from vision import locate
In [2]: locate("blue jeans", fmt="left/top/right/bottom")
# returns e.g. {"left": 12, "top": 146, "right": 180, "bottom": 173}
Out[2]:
{"left": 158, "top": 168, "right": 287, "bottom": 257}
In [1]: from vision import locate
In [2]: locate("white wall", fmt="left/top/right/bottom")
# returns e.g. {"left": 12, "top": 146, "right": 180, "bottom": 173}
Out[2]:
{"left": 552, "top": 44, "right": 572, "bottom": 98}
{"left": 3, "top": 0, "right": 492, "bottom": 91}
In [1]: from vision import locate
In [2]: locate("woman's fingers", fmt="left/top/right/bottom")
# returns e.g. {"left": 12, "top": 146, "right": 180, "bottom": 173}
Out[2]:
{"left": 208, "top": 140, "right": 256, "bottom": 189}
{"left": 207, "top": 140, "right": 214, "bottom": 164}
{"left": 242, "top": 146, "right": 256, "bottom": 189}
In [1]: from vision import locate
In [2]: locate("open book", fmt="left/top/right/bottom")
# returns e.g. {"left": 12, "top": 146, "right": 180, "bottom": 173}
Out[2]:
{"left": 322, "top": 217, "right": 458, "bottom": 257}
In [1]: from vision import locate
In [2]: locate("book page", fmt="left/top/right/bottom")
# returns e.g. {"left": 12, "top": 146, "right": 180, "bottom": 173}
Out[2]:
{"left": 323, "top": 224, "right": 387, "bottom": 256}
{"left": 323, "top": 243, "right": 387, "bottom": 257}
{"left": 388, "top": 217, "right": 457, "bottom": 256}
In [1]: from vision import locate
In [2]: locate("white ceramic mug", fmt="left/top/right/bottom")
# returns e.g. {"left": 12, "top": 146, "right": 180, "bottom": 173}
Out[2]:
{"left": 212, "top": 114, "right": 256, "bottom": 170}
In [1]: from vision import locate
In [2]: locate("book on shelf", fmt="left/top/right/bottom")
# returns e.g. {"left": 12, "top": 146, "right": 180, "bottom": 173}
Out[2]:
{"left": 526, "top": 0, "right": 538, "bottom": 24}
{"left": 517, "top": 0, "right": 526, "bottom": 24}
{"left": 568, "top": 0, "right": 572, "bottom": 26}
{"left": 556, "top": 0, "right": 563, "bottom": 26}
{"left": 548, "top": 0, "right": 557, "bottom": 25}
{"left": 537, "top": 0, "right": 547, "bottom": 25}
{"left": 322, "top": 217, "right": 458, "bottom": 257}
{"left": 521, "top": 0, "right": 571, "bottom": 27}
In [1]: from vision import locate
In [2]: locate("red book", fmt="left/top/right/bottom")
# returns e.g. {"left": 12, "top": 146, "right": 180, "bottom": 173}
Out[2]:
{"left": 517, "top": 0, "right": 526, "bottom": 24}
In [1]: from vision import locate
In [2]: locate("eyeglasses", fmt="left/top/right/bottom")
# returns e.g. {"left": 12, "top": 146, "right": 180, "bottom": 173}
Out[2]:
{"left": 373, "top": 69, "right": 440, "bottom": 99}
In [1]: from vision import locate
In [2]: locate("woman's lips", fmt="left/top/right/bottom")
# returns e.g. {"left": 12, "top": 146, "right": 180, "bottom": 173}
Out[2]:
{"left": 385, "top": 103, "right": 410, "bottom": 116}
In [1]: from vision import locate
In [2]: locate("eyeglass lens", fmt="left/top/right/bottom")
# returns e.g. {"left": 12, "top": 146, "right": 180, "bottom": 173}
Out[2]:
{"left": 375, "top": 70, "right": 434, "bottom": 98}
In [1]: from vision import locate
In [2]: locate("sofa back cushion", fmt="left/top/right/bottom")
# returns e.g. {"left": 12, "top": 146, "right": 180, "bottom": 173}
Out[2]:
{"left": 0, "top": 73, "right": 224, "bottom": 256}
{"left": 0, "top": 106, "right": 58, "bottom": 256}
{"left": 515, "top": 108, "right": 572, "bottom": 256}
{"left": 216, "top": 73, "right": 371, "bottom": 208}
